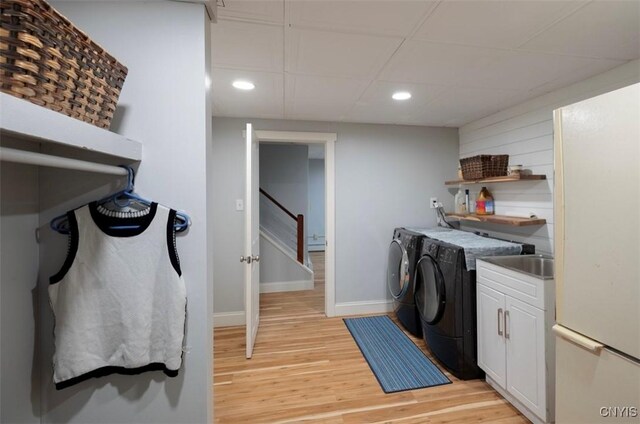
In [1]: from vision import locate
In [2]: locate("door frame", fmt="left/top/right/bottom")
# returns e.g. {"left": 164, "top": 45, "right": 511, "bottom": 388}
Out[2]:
{"left": 255, "top": 130, "right": 337, "bottom": 317}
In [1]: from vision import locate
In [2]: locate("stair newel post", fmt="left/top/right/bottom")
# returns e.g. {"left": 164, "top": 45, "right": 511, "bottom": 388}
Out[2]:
{"left": 296, "top": 214, "right": 304, "bottom": 264}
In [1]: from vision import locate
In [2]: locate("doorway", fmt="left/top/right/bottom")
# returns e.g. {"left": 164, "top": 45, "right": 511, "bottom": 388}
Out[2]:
{"left": 258, "top": 142, "right": 326, "bottom": 319}
{"left": 254, "top": 130, "right": 336, "bottom": 318}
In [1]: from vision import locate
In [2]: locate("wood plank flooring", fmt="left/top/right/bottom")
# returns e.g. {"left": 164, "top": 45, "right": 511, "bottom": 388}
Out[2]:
{"left": 214, "top": 252, "right": 528, "bottom": 423}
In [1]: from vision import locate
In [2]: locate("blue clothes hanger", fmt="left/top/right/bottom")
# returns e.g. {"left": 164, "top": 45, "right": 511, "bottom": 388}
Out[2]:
{"left": 50, "top": 166, "right": 191, "bottom": 234}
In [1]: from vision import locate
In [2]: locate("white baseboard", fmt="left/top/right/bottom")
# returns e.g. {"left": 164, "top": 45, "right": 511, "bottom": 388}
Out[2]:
{"left": 213, "top": 311, "right": 244, "bottom": 328}
{"left": 334, "top": 300, "right": 394, "bottom": 317}
{"left": 214, "top": 300, "right": 392, "bottom": 326}
{"left": 260, "top": 280, "right": 314, "bottom": 293}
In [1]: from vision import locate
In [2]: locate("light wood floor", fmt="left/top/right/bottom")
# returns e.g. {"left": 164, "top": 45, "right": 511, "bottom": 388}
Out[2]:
{"left": 260, "top": 251, "right": 326, "bottom": 322}
{"left": 214, "top": 252, "right": 528, "bottom": 423}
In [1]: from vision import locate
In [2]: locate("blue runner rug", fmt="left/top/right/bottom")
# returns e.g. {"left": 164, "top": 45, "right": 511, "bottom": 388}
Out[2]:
{"left": 343, "top": 315, "right": 451, "bottom": 393}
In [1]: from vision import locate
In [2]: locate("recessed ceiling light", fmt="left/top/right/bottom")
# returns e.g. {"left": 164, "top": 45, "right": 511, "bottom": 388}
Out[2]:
{"left": 232, "top": 80, "right": 255, "bottom": 90}
{"left": 392, "top": 91, "right": 412, "bottom": 101}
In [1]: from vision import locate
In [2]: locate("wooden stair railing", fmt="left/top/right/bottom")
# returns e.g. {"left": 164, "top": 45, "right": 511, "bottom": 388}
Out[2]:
{"left": 259, "top": 188, "right": 304, "bottom": 264}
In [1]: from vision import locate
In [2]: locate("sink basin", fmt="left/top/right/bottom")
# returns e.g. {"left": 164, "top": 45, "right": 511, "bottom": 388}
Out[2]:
{"left": 480, "top": 255, "right": 554, "bottom": 279}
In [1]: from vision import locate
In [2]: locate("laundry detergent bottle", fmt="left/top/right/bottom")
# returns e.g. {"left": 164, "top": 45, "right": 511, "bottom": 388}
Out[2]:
{"left": 476, "top": 186, "right": 495, "bottom": 215}
{"left": 454, "top": 187, "right": 467, "bottom": 214}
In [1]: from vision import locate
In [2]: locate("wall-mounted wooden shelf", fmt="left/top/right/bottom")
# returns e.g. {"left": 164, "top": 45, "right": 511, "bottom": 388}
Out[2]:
{"left": 0, "top": 93, "right": 142, "bottom": 161}
{"left": 445, "top": 174, "right": 546, "bottom": 186}
{"left": 446, "top": 213, "right": 547, "bottom": 227}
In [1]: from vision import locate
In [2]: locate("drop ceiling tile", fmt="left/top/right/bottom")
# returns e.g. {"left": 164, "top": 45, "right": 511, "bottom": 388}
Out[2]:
{"left": 285, "top": 74, "right": 368, "bottom": 121}
{"left": 343, "top": 81, "right": 448, "bottom": 124}
{"left": 210, "top": 1, "right": 635, "bottom": 127}
{"left": 408, "top": 86, "right": 528, "bottom": 126}
{"left": 521, "top": 1, "right": 640, "bottom": 60}
{"left": 211, "top": 20, "right": 283, "bottom": 72}
{"left": 380, "top": 39, "right": 623, "bottom": 92}
{"left": 414, "top": 1, "right": 585, "bottom": 49}
{"left": 286, "top": 28, "right": 403, "bottom": 79}
{"left": 212, "top": 68, "right": 284, "bottom": 119}
{"left": 528, "top": 57, "right": 627, "bottom": 96}
{"left": 379, "top": 40, "right": 504, "bottom": 86}
{"left": 343, "top": 103, "right": 414, "bottom": 126}
{"left": 217, "top": 0, "right": 284, "bottom": 24}
{"left": 469, "top": 50, "right": 624, "bottom": 91}
{"left": 288, "top": 0, "right": 437, "bottom": 37}
{"left": 359, "top": 81, "right": 448, "bottom": 107}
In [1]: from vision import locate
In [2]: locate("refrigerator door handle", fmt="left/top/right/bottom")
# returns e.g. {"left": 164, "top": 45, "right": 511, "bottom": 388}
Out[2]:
{"left": 553, "top": 325, "right": 605, "bottom": 354}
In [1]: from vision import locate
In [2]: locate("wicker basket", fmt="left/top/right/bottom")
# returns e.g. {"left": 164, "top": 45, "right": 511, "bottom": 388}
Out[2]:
{"left": 460, "top": 155, "right": 509, "bottom": 180}
{"left": 0, "top": 0, "right": 128, "bottom": 129}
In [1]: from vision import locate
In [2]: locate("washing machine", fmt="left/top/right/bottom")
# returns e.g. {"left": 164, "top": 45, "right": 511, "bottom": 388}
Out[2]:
{"left": 415, "top": 238, "right": 482, "bottom": 379}
{"left": 413, "top": 230, "right": 534, "bottom": 380}
{"left": 387, "top": 228, "right": 424, "bottom": 336}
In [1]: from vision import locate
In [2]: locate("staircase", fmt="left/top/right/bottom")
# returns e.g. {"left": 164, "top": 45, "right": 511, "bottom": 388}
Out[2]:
{"left": 260, "top": 188, "right": 313, "bottom": 292}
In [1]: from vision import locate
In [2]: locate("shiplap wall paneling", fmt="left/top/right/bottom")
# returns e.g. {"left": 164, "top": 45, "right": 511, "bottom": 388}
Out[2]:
{"left": 457, "top": 60, "right": 640, "bottom": 255}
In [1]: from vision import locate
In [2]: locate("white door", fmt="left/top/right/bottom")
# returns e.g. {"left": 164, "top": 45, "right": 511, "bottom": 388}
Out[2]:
{"left": 243, "top": 123, "right": 260, "bottom": 359}
{"left": 476, "top": 284, "right": 507, "bottom": 388}
{"left": 505, "top": 296, "right": 546, "bottom": 419}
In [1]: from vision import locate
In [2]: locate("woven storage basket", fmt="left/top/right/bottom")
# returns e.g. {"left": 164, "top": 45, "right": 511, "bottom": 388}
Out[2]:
{"left": 460, "top": 155, "right": 509, "bottom": 180}
{"left": 0, "top": 0, "right": 128, "bottom": 129}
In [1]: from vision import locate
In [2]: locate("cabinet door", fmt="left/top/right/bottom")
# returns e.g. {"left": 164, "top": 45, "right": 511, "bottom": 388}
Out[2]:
{"left": 505, "top": 296, "right": 546, "bottom": 420}
{"left": 477, "top": 284, "right": 506, "bottom": 388}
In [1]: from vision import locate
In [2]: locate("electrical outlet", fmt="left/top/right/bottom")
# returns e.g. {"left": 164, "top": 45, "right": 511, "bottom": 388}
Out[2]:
{"left": 430, "top": 197, "right": 438, "bottom": 209}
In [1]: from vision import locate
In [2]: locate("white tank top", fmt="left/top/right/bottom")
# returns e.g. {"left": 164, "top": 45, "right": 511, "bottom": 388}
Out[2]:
{"left": 49, "top": 202, "right": 186, "bottom": 389}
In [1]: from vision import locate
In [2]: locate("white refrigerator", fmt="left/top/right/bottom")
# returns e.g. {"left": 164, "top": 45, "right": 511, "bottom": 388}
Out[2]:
{"left": 553, "top": 83, "right": 640, "bottom": 423}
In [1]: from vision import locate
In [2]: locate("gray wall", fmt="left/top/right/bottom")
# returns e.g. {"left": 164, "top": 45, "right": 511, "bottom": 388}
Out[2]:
{"left": 259, "top": 234, "right": 313, "bottom": 285}
{"left": 260, "top": 144, "right": 309, "bottom": 221}
{"left": 26, "top": 2, "right": 213, "bottom": 423}
{"left": 213, "top": 117, "right": 459, "bottom": 314}
{"left": 458, "top": 60, "right": 640, "bottom": 255}
{"left": 0, "top": 147, "right": 40, "bottom": 423}
{"left": 308, "top": 159, "right": 326, "bottom": 251}
{"left": 259, "top": 144, "right": 309, "bottom": 260}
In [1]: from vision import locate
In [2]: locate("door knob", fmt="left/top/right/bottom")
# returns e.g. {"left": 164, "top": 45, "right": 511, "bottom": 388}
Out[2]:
{"left": 252, "top": 255, "right": 260, "bottom": 262}
{"left": 240, "top": 255, "right": 252, "bottom": 264}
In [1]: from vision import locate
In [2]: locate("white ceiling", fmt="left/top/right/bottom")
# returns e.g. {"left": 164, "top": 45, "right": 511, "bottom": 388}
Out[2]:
{"left": 211, "top": 0, "right": 639, "bottom": 127}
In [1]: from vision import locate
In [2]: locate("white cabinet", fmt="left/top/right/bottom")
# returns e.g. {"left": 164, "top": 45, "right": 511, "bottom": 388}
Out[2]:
{"left": 505, "top": 296, "right": 546, "bottom": 418}
{"left": 476, "top": 259, "right": 555, "bottom": 424}
{"left": 477, "top": 284, "right": 506, "bottom": 387}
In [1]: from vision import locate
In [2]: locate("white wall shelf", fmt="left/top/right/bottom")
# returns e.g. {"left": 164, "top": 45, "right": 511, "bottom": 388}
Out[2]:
{"left": 0, "top": 93, "right": 142, "bottom": 161}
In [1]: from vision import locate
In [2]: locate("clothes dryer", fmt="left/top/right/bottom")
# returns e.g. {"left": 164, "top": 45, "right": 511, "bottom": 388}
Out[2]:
{"left": 387, "top": 228, "right": 424, "bottom": 336}
{"left": 413, "top": 229, "right": 533, "bottom": 379}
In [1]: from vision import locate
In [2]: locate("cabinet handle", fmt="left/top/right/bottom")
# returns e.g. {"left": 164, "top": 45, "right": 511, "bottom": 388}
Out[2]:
{"left": 497, "top": 308, "right": 503, "bottom": 336}
{"left": 504, "top": 310, "right": 510, "bottom": 339}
